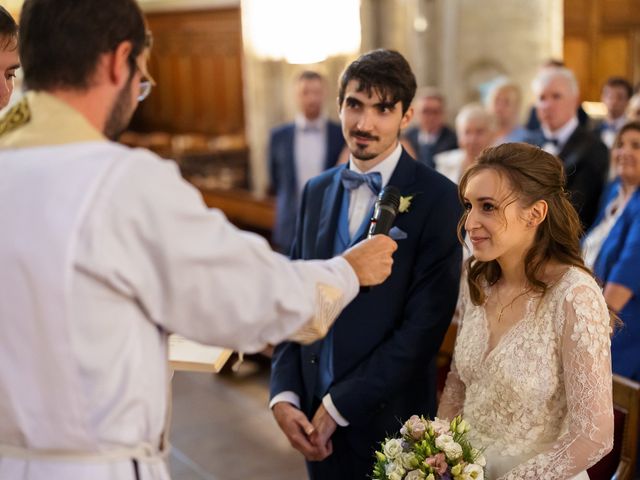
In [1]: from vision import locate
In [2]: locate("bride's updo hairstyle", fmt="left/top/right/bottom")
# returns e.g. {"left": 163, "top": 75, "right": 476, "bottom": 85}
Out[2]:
{"left": 458, "top": 142, "right": 589, "bottom": 306}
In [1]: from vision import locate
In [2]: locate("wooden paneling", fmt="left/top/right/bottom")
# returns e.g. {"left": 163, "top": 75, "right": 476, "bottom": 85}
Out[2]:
{"left": 602, "top": 0, "right": 640, "bottom": 30}
{"left": 199, "top": 188, "right": 275, "bottom": 232}
{"left": 564, "top": 36, "right": 591, "bottom": 97}
{"left": 596, "top": 34, "right": 632, "bottom": 88}
{"left": 564, "top": 0, "right": 591, "bottom": 33}
{"left": 131, "top": 7, "right": 244, "bottom": 137}
{"left": 564, "top": 0, "right": 640, "bottom": 101}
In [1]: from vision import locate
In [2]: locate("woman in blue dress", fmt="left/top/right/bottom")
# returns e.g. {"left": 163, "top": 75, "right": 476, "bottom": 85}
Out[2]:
{"left": 583, "top": 120, "right": 640, "bottom": 381}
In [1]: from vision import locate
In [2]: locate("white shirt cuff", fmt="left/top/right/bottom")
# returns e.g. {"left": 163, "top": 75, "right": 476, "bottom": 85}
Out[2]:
{"left": 322, "top": 394, "right": 349, "bottom": 427}
{"left": 269, "top": 391, "right": 301, "bottom": 410}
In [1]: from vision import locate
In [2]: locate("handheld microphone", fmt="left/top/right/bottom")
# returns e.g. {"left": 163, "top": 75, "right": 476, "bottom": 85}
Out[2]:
{"left": 368, "top": 185, "right": 401, "bottom": 238}
{"left": 360, "top": 185, "right": 400, "bottom": 294}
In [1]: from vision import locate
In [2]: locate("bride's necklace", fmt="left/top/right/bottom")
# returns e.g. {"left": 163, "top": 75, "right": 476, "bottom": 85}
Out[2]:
{"left": 495, "top": 283, "right": 529, "bottom": 322}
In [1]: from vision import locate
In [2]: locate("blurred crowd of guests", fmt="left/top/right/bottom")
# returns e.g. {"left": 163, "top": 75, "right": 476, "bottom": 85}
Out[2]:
{"left": 268, "top": 62, "right": 640, "bottom": 383}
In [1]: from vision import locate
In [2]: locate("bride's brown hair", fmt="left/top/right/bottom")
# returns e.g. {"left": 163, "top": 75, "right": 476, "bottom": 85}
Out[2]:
{"left": 458, "top": 142, "right": 590, "bottom": 306}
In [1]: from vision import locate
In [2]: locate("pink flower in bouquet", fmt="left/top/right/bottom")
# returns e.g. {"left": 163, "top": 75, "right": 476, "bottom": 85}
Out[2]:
{"left": 402, "top": 415, "right": 428, "bottom": 440}
{"left": 424, "top": 452, "right": 448, "bottom": 476}
{"left": 431, "top": 417, "right": 452, "bottom": 436}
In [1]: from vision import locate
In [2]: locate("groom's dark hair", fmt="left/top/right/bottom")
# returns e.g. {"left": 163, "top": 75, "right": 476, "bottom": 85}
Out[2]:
{"left": 338, "top": 49, "right": 417, "bottom": 115}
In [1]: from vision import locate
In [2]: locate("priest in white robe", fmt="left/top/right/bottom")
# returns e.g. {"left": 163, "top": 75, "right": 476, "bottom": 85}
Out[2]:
{"left": 0, "top": 1, "right": 397, "bottom": 479}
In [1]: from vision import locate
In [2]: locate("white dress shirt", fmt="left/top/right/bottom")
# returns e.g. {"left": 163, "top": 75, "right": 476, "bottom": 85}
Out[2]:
{"left": 418, "top": 130, "right": 438, "bottom": 146}
{"left": 294, "top": 114, "right": 328, "bottom": 195}
{"left": 541, "top": 116, "right": 579, "bottom": 156}
{"left": 600, "top": 116, "right": 627, "bottom": 149}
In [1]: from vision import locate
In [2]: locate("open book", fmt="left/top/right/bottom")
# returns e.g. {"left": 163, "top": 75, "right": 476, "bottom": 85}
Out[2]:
{"left": 168, "top": 334, "right": 233, "bottom": 373}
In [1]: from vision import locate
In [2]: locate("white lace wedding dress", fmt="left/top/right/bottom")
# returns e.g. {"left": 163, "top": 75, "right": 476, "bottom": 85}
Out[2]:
{"left": 438, "top": 267, "right": 614, "bottom": 480}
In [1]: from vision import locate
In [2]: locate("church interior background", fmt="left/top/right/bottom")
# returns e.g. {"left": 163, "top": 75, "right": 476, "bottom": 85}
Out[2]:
{"left": 2, "top": 0, "right": 639, "bottom": 478}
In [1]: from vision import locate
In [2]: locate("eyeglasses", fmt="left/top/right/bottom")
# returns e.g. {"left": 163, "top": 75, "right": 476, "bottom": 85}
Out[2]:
{"left": 138, "top": 78, "right": 152, "bottom": 102}
{"left": 135, "top": 55, "right": 156, "bottom": 103}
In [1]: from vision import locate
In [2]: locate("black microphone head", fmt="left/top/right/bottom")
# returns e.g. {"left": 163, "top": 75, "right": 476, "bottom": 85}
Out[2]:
{"left": 368, "top": 185, "right": 401, "bottom": 237}
{"left": 378, "top": 185, "right": 401, "bottom": 212}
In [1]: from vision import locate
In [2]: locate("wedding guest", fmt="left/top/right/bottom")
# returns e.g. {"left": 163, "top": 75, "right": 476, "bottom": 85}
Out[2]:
{"left": 485, "top": 79, "right": 527, "bottom": 144}
{"left": 439, "top": 142, "right": 614, "bottom": 479}
{"left": 525, "top": 59, "right": 591, "bottom": 131}
{"left": 525, "top": 66, "right": 609, "bottom": 230}
{"left": 593, "top": 76, "right": 633, "bottom": 148}
{"left": 627, "top": 93, "right": 640, "bottom": 122}
{"left": 269, "top": 71, "right": 345, "bottom": 253}
{"left": 583, "top": 121, "right": 640, "bottom": 381}
{"left": 0, "top": 5, "right": 19, "bottom": 110}
{"left": 433, "top": 103, "right": 496, "bottom": 184}
{"left": 401, "top": 87, "right": 457, "bottom": 168}
{"left": 270, "top": 49, "right": 462, "bottom": 480}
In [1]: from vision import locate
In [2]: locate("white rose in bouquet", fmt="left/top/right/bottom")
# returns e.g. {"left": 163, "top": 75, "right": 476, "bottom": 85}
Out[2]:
{"left": 463, "top": 463, "right": 484, "bottom": 480}
{"left": 385, "top": 461, "right": 406, "bottom": 480}
{"left": 383, "top": 438, "right": 404, "bottom": 459}
{"left": 435, "top": 434, "right": 463, "bottom": 461}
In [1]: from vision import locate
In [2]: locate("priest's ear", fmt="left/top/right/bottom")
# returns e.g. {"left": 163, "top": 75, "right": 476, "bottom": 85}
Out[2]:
{"left": 100, "top": 40, "right": 134, "bottom": 89}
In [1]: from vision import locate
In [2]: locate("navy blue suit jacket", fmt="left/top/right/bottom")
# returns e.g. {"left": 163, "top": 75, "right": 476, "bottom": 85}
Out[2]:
{"left": 270, "top": 149, "right": 462, "bottom": 457}
{"left": 268, "top": 121, "right": 344, "bottom": 252}
{"left": 525, "top": 126, "right": 609, "bottom": 230}
{"left": 402, "top": 125, "right": 458, "bottom": 168}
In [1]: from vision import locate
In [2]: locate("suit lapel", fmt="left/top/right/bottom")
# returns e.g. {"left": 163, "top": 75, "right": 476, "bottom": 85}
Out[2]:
{"left": 323, "top": 121, "right": 337, "bottom": 170}
{"left": 316, "top": 165, "right": 346, "bottom": 259}
{"left": 559, "top": 127, "right": 585, "bottom": 173}
{"left": 285, "top": 126, "right": 297, "bottom": 189}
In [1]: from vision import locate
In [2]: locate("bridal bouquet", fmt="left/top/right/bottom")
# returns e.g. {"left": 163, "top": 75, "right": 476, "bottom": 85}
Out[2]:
{"left": 372, "top": 415, "right": 486, "bottom": 480}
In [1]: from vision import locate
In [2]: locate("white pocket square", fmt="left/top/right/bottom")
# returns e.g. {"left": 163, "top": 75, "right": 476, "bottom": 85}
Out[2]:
{"left": 389, "top": 226, "right": 408, "bottom": 240}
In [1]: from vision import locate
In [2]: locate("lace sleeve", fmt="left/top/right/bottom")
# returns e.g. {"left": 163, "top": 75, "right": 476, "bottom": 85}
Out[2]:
{"left": 437, "top": 279, "right": 467, "bottom": 420}
{"left": 497, "top": 281, "right": 614, "bottom": 480}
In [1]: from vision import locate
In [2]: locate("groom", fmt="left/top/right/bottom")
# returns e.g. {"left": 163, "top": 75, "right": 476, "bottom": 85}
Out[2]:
{"left": 270, "top": 49, "right": 462, "bottom": 479}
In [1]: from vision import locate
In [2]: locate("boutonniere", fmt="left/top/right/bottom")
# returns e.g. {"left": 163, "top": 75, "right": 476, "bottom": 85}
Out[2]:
{"left": 398, "top": 193, "right": 420, "bottom": 213}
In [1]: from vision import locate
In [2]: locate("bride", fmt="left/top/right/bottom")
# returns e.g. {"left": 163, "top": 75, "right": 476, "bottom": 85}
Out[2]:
{"left": 438, "top": 143, "right": 614, "bottom": 479}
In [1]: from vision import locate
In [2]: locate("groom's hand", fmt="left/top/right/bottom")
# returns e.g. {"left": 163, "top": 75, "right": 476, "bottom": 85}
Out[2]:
{"left": 272, "top": 402, "right": 325, "bottom": 461}
{"left": 309, "top": 404, "right": 337, "bottom": 461}
{"left": 342, "top": 235, "right": 397, "bottom": 286}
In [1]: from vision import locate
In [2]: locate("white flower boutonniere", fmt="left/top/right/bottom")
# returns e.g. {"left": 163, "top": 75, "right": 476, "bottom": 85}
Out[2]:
{"left": 398, "top": 195, "right": 414, "bottom": 213}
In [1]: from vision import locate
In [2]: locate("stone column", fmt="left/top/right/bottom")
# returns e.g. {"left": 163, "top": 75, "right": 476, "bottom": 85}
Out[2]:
{"left": 437, "top": 0, "right": 564, "bottom": 121}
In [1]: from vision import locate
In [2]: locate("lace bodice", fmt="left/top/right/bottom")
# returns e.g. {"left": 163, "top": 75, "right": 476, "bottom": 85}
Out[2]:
{"left": 438, "top": 268, "right": 614, "bottom": 479}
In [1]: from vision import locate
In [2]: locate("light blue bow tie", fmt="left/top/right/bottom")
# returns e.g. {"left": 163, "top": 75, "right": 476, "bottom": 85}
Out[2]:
{"left": 340, "top": 169, "right": 382, "bottom": 195}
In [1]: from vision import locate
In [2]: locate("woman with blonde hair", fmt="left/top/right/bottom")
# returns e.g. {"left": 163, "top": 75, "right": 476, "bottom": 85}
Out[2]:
{"left": 486, "top": 79, "right": 527, "bottom": 145}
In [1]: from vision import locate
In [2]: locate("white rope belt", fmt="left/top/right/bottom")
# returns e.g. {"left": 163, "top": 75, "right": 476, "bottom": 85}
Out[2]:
{"left": 0, "top": 441, "right": 169, "bottom": 464}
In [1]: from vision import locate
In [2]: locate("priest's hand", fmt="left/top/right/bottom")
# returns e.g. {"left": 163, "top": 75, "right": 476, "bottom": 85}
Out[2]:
{"left": 309, "top": 403, "right": 337, "bottom": 461}
{"left": 272, "top": 402, "right": 326, "bottom": 461}
{"left": 342, "top": 235, "right": 397, "bottom": 286}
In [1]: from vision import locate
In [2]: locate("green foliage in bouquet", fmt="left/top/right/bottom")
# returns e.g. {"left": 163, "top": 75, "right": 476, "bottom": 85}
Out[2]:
{"left": 372, "top": 415, "right": 486, "bottom": 480}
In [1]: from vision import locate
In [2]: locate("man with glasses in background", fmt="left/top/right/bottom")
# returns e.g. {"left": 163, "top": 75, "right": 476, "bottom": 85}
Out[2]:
{"left": 0, "top": 1, "right": 397, "bottom": 479}
{"left": 401, "top": 87, "right": 457, "bottom": 168}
